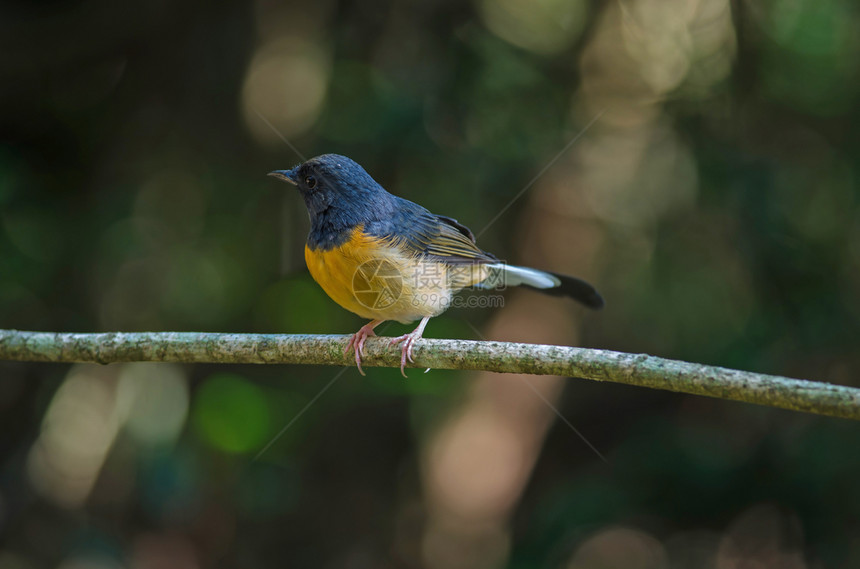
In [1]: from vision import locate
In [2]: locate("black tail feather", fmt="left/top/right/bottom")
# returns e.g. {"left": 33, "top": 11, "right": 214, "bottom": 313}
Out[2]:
{"left": 522, "top": 271, "right": 604, "bottom": 310}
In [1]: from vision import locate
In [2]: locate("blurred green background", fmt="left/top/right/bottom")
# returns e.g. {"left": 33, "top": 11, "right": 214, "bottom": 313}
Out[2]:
{"left": 1, "top": 0, "right": 859, "bottom": 567}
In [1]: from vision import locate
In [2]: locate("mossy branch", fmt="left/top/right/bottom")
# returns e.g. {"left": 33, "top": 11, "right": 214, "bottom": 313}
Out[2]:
{"left": 0, "top": 329, "right": 857, "bottom": 420}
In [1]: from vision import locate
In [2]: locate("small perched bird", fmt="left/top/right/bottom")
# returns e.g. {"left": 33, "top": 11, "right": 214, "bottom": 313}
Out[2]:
{"left": 269, "top": 154, "right": 603, "bottom": 376}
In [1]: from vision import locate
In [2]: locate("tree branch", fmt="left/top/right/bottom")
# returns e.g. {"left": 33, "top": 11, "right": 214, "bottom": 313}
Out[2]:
{"left": 1, "top": 329, "right": 857, "bottom": 420}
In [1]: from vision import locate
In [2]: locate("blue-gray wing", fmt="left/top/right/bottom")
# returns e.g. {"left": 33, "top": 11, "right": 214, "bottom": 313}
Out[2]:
{"left": 365, "top": 198, "right": 497, "bottom": 264}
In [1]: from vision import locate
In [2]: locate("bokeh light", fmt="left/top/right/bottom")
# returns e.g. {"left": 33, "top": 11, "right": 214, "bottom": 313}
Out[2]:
{"left": 27, "top": 366, "right": 121, "bottom": 509}
{"left": 117, "top": 363, "right": 189, "bottom": 447}
{"left": 192, "top": 373, "right": 271, "bottom": 454}
{"left": 757, "top": 0, "right": 860, "bottom": 115}
{"left": 241, "top": 38, "right": 330, "bottom": 145}
{"left": 566, "top": 527, "right": 666, "bottom": 569}
{"left": 478, "top": 0, "right": 588, "bottom": 55}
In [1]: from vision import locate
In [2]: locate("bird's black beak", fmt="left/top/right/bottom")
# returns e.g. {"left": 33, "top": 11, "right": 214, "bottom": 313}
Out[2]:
{"left": 268, "top": 168, "right": 298, "bottom": 185}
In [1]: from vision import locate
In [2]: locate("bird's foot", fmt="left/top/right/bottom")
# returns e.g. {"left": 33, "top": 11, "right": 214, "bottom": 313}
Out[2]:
{"left": 345, "top": 320, "right": 381, "bottom": 376}
{"left": 389, "top": 330, "right": 423, "bottom": 378}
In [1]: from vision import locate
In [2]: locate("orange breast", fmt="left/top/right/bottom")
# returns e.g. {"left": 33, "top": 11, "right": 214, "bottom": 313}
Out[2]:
{"left": 304, "top": 226, "right": 470, "bottom": 323}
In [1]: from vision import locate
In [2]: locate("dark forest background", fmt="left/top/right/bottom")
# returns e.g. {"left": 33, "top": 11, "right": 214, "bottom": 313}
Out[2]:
{"left": 1, "top": 0, "right": 859, "bottom": 567}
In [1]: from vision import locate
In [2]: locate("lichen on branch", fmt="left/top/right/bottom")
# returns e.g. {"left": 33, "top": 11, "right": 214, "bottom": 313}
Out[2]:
{"left": 1, "top": 329, "right": 858, "bottom": 421}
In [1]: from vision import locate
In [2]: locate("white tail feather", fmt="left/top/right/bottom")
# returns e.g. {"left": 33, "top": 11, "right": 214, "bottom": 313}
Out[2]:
{"left": 486, "top": 263, "right": 560, "bottom": 289}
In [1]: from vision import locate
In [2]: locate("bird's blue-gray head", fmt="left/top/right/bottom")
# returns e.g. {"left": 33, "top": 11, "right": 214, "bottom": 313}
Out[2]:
{"left": 269, "top": 154, "right": 392, "bottom": 217}
{"left": 269, "top": 154, "right": 397, "bottom": 248}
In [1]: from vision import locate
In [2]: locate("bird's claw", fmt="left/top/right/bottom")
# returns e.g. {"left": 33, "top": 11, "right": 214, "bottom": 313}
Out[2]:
{"left": 345, "top": 324, "right": 377, "bottom": 376}
{"left": 389, "top": 333, "right": 420, "bottom": 378}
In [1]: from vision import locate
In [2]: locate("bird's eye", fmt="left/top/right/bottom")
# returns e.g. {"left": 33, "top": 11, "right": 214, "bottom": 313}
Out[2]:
{"left": 305, "top": 175, "right": 317, "bottom": 189}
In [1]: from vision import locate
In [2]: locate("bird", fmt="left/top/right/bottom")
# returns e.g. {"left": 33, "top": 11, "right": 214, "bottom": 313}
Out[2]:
{"left": 269, "top": 154, "right": 603, "bottom": 376}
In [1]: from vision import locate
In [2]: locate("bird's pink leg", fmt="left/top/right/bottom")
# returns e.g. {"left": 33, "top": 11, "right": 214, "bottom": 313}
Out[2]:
{"left": 345, "top": 319, "right": 383, "bottom": 376}
{"left": 389, "top": 316, "right": 431, "bottom": 378}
